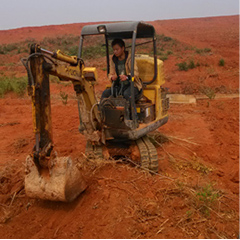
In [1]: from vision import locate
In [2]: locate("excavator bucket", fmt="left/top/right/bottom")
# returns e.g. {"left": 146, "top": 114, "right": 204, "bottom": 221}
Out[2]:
{"left": 25, "top": 155, "right": 87, "bottom": 202}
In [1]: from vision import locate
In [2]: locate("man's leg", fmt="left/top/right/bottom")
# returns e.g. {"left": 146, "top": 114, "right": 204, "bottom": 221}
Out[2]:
{"left": 123, "top": 86, "right": 141, "bottom": 101}
{"left": 123, "top": 86, "right": 141, "bottom": 120}
{"left": 100, "top": 88, "right": 112, "bottom": 101}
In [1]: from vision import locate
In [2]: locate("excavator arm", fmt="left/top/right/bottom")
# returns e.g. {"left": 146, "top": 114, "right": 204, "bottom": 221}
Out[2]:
{"left": 22, "top": 44, "right": 102, "bottom": 166}
{"left": 21, "top": 44, "right": 102, "bottom": 201}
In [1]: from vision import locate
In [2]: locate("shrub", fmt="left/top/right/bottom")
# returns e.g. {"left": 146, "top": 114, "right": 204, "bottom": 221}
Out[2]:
{"left": 4, "top": 43, "right": 18, "bottom": 52}
{"left": 0, "top": 46, "right": 4, "bottom": 54}
{"left": 68, "top": 46, "right": 79, "bottom": 56}
{"left": 176, "top": 62, "right": 188, "bottom": 71}
{"left": 196, "top": 62, "right": 200, "bottom": 67}
{"left": 195, "top": 48, "right": 211, "bottom": 54}
{"left": 188, "top": 60, "right": 196, "bottom": 69}
{"left": 219, "top": 58, "right": 225, "bottom": 66}
{"left": 159, "top": 55, "right": 168, "bottom": 61}
{"left": 0, "top": 77, "right": 27, "bottom": 97}
{"left": 196, "top": 184, "right": 220, "bottom": 216}
{"left": 204, "top": 48, "right": 211, "bottom": 53}
{"left": 199, "top": 86, "right": 216, "bottom": 99}
{"left": 82, "top": 45, "right": 106, "bottom": 59}
{"left": 163, "top": 36, "right": 172, "bottom": 42}
{"left": 59, "top": 91, "right": 68, "bottom": 105}
{"left": 176, "top": 60, "right": 198, "bottom": 71}
{"left": 37, "top": 35, "right": 80, "bottom": 57}
{"left": 0, "top": 43, "right": 19, "bottom": 54}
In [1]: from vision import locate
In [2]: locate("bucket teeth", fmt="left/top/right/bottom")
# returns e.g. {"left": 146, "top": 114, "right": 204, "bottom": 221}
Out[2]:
{"left": 25, "top": 155, "right": 87, "bottom": 202}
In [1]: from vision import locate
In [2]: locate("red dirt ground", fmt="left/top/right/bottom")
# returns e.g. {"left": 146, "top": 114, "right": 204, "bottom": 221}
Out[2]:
{"left": 0, "top": 15, "right": 239, "bottom": 238}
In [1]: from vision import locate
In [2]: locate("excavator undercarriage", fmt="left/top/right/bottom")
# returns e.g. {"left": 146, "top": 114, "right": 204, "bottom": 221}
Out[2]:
{"left": 85, "top": 135, "right": 159, "bottom": 173}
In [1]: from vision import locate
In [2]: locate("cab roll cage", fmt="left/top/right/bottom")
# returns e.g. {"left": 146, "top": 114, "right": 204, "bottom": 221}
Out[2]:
{"left": 78, "top": 21, "right": 158, "bottom": 125}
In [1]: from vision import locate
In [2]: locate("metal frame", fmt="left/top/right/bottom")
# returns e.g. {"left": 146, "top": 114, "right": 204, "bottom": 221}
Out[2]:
{"left": 78, "top": 21, "right": 158, "bottom": 126}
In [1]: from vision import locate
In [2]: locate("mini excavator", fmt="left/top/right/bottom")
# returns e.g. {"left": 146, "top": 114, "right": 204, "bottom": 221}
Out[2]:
{"left": 21, "top": 22, "right": 169, "bottom": 202}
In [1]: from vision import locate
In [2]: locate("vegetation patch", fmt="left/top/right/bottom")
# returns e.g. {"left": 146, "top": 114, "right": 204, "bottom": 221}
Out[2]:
{"left": 195, "top": 184, "right": 220, "bottom": 217}
{"left": 218, "top": 58, "right": 225, "bottom": 66}
{"left": 176, "top": 61, "right": 189, "bottom": 71}
{"left": 82, "top": 44, "right": 106, "bottom": 59}
{"left": 176, "top": 59, "right": 199, "bottom": 71}
{"left": 199, "top": 86, "right": 216, "bottom": 99}
{"left": 59, "top": 90, "right": 68, "bottom": 105}
{"left": 0, "top": 35, "right": 80, "bottom": 56}
{"left": 195, "top": 48, "right": 212, "bottom": 54}
{"left": 0, "top": 43, "right": 19, "bottom": 55}
{"left": 0, "top": 76, "right": 27, "bottom": 97}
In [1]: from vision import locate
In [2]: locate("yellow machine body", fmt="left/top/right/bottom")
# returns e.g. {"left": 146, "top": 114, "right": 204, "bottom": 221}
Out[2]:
{"left": 21, "top": 22, "right": 169, "bottom": 202}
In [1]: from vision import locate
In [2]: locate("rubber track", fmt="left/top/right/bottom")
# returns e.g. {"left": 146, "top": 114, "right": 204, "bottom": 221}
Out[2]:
{"left": 136, "top": 138, "right": 150, "bottom": 170}
{"left": 142, "top": 136, "right": 159, "bottom": 173}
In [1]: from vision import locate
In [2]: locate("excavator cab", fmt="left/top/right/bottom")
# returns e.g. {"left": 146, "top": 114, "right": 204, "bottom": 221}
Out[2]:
{"left": 80, "top": 22, "right": 169, "bottom": 167}
{"left": 78, "top": 22, "right": 169, "bottom": 140}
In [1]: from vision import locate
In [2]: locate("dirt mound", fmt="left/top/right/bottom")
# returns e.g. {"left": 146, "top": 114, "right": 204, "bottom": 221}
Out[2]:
{"left": 0, "top": 96, "right": 238, "bottom": 238}
{"left": 0, "top": 15, "right": 239, "bottom": 238}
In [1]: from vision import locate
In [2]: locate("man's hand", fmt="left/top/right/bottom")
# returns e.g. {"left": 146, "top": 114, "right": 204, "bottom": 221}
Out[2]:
{"left": 119, "top": 75, "right": 128, "bottom": 81}
{"left": 111, "top": 75, "right": 118, "bottom": 81}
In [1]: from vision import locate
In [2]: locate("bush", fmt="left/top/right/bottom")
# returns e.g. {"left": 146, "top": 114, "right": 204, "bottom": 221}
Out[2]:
{"left": 68, "top": 46, "right": 79, "bottom": 56}
{"left": 219, "top": 58, "right": 225, "bottom": 66}
{"left": 163, "top": 36, "right": 172, "bottom": 42}
{"left": 82, "top": 45, "right": 106, "bottom": 59}
{"left": 188, "top": 60, "right": 196, "bottom": 69}
{"left": 199, "top": 86, "right": 216, "bottom": 99}
{"left": 176, "top": 62, "right": 188, "bottom": 71}
{"left": 0, "top": 77, "right": 27, "bottom": 97}
{"left": 0, "top": 46, "right": 4, "bottom": 54}
{"left": 41, "top": 35, "right": 79, "bottom": 54}
{"left": 196, "top": 184, "right": 220, "bottom": 217}
{"left": 59, "top": 91, "right": 68, "bottom": 105}
{"left": 195, "top": 48, "right": 212, "bottom": 54}
{"left": 159, "top": 55, "right": 168, "bottom": 61}
{"left": 204, "top": 48, "right": 211, "bottom": 53}
{"left": 0, "top": 43, "right": 19, "bottom": 54}
{"left": 176, "top": 60, "right": 197, "bottom": 71}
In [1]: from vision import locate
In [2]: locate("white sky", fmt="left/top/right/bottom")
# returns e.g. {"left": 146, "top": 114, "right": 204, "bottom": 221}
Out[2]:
{"left": 0, "top": 0, "right": 239, "bottom": 30}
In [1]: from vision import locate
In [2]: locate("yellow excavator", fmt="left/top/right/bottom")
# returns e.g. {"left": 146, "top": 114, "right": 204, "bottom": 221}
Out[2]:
{"left": 21, "top": 22, "right": 169, "bottom": 202}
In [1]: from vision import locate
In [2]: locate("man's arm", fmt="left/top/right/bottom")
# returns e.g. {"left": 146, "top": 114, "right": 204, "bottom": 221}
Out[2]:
{"left": 108, "top": 57, "right": 117, "bottom": 82}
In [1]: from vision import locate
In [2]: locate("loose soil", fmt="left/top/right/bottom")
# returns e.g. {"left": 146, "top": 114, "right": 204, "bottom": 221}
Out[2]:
{"left": 0, "top": 15, "right": 239, "bottom": 238}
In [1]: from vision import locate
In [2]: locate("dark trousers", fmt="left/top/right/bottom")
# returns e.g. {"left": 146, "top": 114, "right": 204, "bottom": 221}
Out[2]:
{"left": 101, "top": 85, "right": 141, "bottom": 102}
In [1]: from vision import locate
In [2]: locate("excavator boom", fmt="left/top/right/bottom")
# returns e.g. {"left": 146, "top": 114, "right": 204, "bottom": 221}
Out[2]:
{"left": 22, "top": 44, "right": 101, "bottom": 201}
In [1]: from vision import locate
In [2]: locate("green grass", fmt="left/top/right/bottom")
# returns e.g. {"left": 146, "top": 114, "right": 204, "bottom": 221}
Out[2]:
{"left": 219, "top": 58, "right": 225, "bottom": 66}
{"left": 0, "top": 35, "right": 80, "bottom": 56}
{"left": 196, "top": 184, "right": 220, "bottom": 217}
{"left": 176, "top": 61, "right": 189, "bottom": 71}
{"left": 188, "top": 60, "right": 196, "bottom": 69}
{"left": 199, "top": 86, "right": 216, "bottom": 99}
{"left": 0, "top": 43, "right": 18, "bottom": 54}
{"left": 195, "top": 48, "right": 212, "bottom": 54}
{"left": 176, "top": 59, "right": 198, "bottom": 71}
{"left": 82, "top": 44, "right": 106, "bottom": 59}
{"left": 0, "top": 76, "right": 27, "bottom": 97}
{"left": 40, "top": 35, "right": 80, "bottom": 55}
{"left": 68, "top": 45, "right": 79, "bottom": 56}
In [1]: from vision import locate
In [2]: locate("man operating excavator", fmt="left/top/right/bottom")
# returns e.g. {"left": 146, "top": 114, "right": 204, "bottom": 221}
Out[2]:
{"left": 101, "top": 38, "right": 142, "bottom": 101}
{"left": 22, "top": 22, "right": 169, "bottom": 202}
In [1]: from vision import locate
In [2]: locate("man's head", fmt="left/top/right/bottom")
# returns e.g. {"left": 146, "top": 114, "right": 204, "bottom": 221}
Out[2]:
{"left": 112, "top": 39, "right": 125, "bottom": 58}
